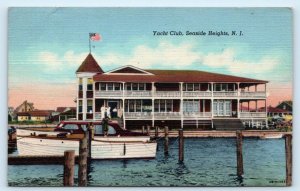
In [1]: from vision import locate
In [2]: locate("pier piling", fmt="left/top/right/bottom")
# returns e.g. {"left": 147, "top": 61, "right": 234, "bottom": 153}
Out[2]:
{"left": 285, "top": 134, "right": 292, "bottom": 186}
{"left": 63, "top": 150, "right": 75, "bottom": 186}
{"left": 236, "top": 130, "right": 244, "bottom": 177}
{"left": 155, "top": 126, "right": 159, "bottom": 139}
{"left": 164, "top": 126, "right": 169, "bottom": 155}
{"left": 178, "top": 129, "right": 184, "bottom": 162}
{"left": 147, "top": 125, "right": 150, "bottom": 136}
{"left": 78, "top": 130, "right": 89, "bottom": 186}
{"left": 142, "top": 126, "right": 145, "bottom": 134}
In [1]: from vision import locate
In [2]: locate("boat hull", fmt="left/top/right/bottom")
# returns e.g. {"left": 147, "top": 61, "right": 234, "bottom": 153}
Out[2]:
{"left": 17, "top": 137, "right": 157, "bottom": 159}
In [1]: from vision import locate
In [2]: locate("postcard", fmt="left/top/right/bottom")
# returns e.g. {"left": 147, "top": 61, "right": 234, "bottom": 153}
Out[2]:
{"left": 8, "top": 7, "right": 293, "bottom": 187}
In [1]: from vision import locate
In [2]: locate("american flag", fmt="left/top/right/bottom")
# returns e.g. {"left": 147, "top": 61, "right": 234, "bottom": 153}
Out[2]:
{"left": 89, "top": 33, "right": 101, "bottom": 41}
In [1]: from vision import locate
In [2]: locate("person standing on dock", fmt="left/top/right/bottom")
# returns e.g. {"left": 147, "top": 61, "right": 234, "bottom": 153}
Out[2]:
{"left": 107, "top": 106, "right": 111, "bottom": 119}
{"left": 88, "top": 122, "right": 95, "bottom": 140}
{"left": 102, "top": 114, "right": 109, "bottom": 137}
{"left": 100, "top": 105, "right": 105, "bottom": 120}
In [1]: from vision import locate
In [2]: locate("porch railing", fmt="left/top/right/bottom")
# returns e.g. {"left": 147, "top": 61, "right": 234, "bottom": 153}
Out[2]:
{"left": 183, "top": 112, "right": 212, "bottom": 118}
{"left": 182, "top": 91, "right": 212, "bottom": 97}
{"left": 213, "top": 91, "right": 238, "bottom": 97}
{"left": 240, "top": 91, "right": 266, "bottom": 97}
{"left": 124, "top": 91, "right": 152, "bottom": 97}
{"left": 125, "top": 112, "right": 152, "bottom": 119}
{"left": 155, "top": 91, "right": 181, "bottom": 97}
{"left": 239, "top": 112, "right": 267, "bottom": 118}
{"left": 94, "top": 90, "right": 122, "bottom": 97}
{"left": 154, "top": 112, "right": 181, "bottom": 119}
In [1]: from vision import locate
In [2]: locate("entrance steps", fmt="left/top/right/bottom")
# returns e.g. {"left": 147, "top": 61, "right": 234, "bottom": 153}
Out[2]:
{"left": 213, "top": 119, "right": 245, "bottom": 131}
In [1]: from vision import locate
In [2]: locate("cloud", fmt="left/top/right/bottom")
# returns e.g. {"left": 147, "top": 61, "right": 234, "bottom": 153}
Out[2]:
{"left": 38, "top": 51, "right": 88, "bottom": 71}
{"left": 97, "top": 41, "right": 201, "bottom": 69}
{"left": 201, "top": 48, "right": 280, "bottom": 76}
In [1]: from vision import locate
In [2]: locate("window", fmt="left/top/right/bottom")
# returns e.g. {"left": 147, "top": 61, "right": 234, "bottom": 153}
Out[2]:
{"left": 187, "top": 83, "right": 193, "bottom": 91}
{"left": 87, "top": 78, "right": 93, "bottom": 91}
{"left": 139, "top": 83, "right": 145, "bottom": 90}
{"left": 126, "top": 83, "right": 131, "bottom": 90}
{"left": 166, "top": 100, "right": 172, "bottom": 112}
{"left": 79, "top": 78, "right": 83, "bottom": 91}
{"left": 79, "top": 100, "right": 82, "bottom": 113}
{"left": 132, "top": 83, "right": 138, "bottom": 90}
{"left": 114, "top": 83, "right": 121, "bottom": 91}
{"left": 95, "top": 125, "right": 103, "bottom": 134}
{"left": 100, "top": 83, "right": 106, "bottom": 91}
{"left": 63, "top": 124, "right": 79, "bottom": 130}
{"left": 107, "top": 83, "right": 113, "bottom": 90}
{"left": 194, "top": 83, "right": 200, "bottom": 91}
{"left": 160, "top": 100, "right": 166, "bottom": 112}
{"left": 125, "top": 100, "right": 129, "bottom": 112}
{"left": 136, "top": 100, "right": 141, "bottom": 112}
{"left": 154, "top": 100, "right": 159, "bottom": 112}
{"left": 182, "top": 83, "right": 186, "bottom": 91}
{"left": 81, "top": 125, "right": 87, "bottom": 131}
{"left": 87, "top": 100, "right": 93, "bottom": 113}
{"left": 94, "top": 125, "right": 116, "bottom": 135}
{"left": 129, "top": 100, "right": 135, "bottom": 112}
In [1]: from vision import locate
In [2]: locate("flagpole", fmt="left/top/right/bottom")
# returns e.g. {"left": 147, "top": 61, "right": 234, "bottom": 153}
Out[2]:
{"left": 89, "top": 33, "right": 91, "bottom": 53}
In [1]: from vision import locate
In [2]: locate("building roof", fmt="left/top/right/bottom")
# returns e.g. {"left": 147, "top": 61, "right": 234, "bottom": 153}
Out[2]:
{"left": 14, "top": 100, "right": 34, "bottom": 113}
{"left": 28, "top": 110, "right": 53, "bottom": 117}
{"left": 93, "top": 67, "right": 268, "bottom": 83}
{"left": 277, "top": 101, "right": 293, "bottom": 108}
{"left": 76, "top": 53, "right": 104, "bottom": 73}
{"left": 56, "top": 107, "right": 76, "bottom": 113}
{"left": 267, "top": 107, "right": 291, "bottom": 113}
{"left": 17, "top": 112, "right": 30, "bottom": 116}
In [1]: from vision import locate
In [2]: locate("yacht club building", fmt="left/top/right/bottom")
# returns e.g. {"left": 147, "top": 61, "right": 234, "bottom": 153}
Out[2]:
{"left": 76, "top": 54, "right": 268, "bottom": 130}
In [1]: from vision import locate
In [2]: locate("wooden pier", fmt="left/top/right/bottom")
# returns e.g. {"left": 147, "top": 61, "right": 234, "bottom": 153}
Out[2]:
{"left": 8, "top": 128, "right": 292, "bottom": 186}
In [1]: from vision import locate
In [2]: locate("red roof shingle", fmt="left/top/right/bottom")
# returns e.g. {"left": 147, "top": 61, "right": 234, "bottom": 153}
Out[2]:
{"left": 93, "top": 69, "right": 267, "bottom": 83}
{"left": 76, "top": 53, "right": 104, "bottom": 73}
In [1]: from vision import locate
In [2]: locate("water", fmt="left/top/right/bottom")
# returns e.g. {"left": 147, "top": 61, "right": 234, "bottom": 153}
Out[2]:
{"left": 8, "top": 138, "right": 286, "bottom": 186}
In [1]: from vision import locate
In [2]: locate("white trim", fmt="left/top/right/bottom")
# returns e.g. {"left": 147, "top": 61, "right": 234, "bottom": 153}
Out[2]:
{"left": 104, "top": 65, "right": 154, "bottom": 75}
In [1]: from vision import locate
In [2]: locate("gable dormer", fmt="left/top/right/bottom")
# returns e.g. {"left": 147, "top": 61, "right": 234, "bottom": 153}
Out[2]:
{"left": 104, "top": 65, "right": 154, "bottom": 75}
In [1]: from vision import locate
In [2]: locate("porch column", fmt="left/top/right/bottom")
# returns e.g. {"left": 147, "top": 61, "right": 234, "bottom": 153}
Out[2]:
{"left": 82, "top": 77, "right": 87, "bottom": 120}
{"left": 76, "top": 78, "right": 80, "bottom": 120}
{"left": 211, "top": 82, "right": 214, "bottom": 97}
{"left": 237, "top": 99, "right": 240, "bottom": 118}
{"left": 203, "top": 99, "right": 205, "bottom": 116}
{"left": 152, "top": 82, "right": 155, "bottom": 97}
{"left": 152, "top": 98, "right": 155, "bottom": 127}
{"left": 237, "top": 82, "right": 240, "bottom": 97}
{"left": 248, "top": 101, "right": 250, "bottom": 111}
{"left": 122, "top": 99, "right": 126, "bottom": 129}
{"left": 122, "top": 82, "right": 125, "bottom": 98}
{"left": 255, "top": 84, "right": 257, "bottom": 92}
{"left": 211, "top": 99, "right": 214, "bottom": 118}
{"left": 93, "top": 81, "right": 96, "bottom": 120}
{"left": 180, "top": 82, "right": 183, "bottom": 129}
{"left": 255, "top": 100, "right": 258, "bottom": 112}
{"left": 265, "top": 83, "right": 267, "bottom": 97}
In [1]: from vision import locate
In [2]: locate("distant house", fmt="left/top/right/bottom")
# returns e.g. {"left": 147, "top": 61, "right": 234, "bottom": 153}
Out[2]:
{"left": 267, "top": 106, "right": 292, "bottom": 117}
{"left": 29, "top": 110, "right": 53, "bottom": 121}
{"left": 17, "top": 110, "right": 53, "bottom": 122}
{"left": 8, "top": 107, "right": 15, "bottom": 121}
{"left": 276, "top": 101, "right": 292, "bottom": 113}
{"left": 52, "top": 107, "right": 76, "bottom": 122}
{"left": 15, "top": 100, "right": 34, "bottom": 113}
{"left": 17, "top": 112, "right": 31, "bottom": 121}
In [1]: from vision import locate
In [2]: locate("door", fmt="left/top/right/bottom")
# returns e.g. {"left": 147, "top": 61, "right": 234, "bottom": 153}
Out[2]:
{"left": 213, "top": 100, "right": 232, "bottom": 117}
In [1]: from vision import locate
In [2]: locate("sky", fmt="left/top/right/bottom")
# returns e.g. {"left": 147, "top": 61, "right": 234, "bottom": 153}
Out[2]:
{"left": 8, "top": 8, "right": 293, "bottom": 110}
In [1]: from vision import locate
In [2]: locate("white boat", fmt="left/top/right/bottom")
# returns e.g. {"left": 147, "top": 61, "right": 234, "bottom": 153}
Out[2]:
{"left": 16, "top": 120, "right": 157, "bottom": 159}
{"left": 260, "top": 134, "right": 283, "bottom": 139}
{"left": 17, "top": 136, "right": 157, "bottom": 159}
